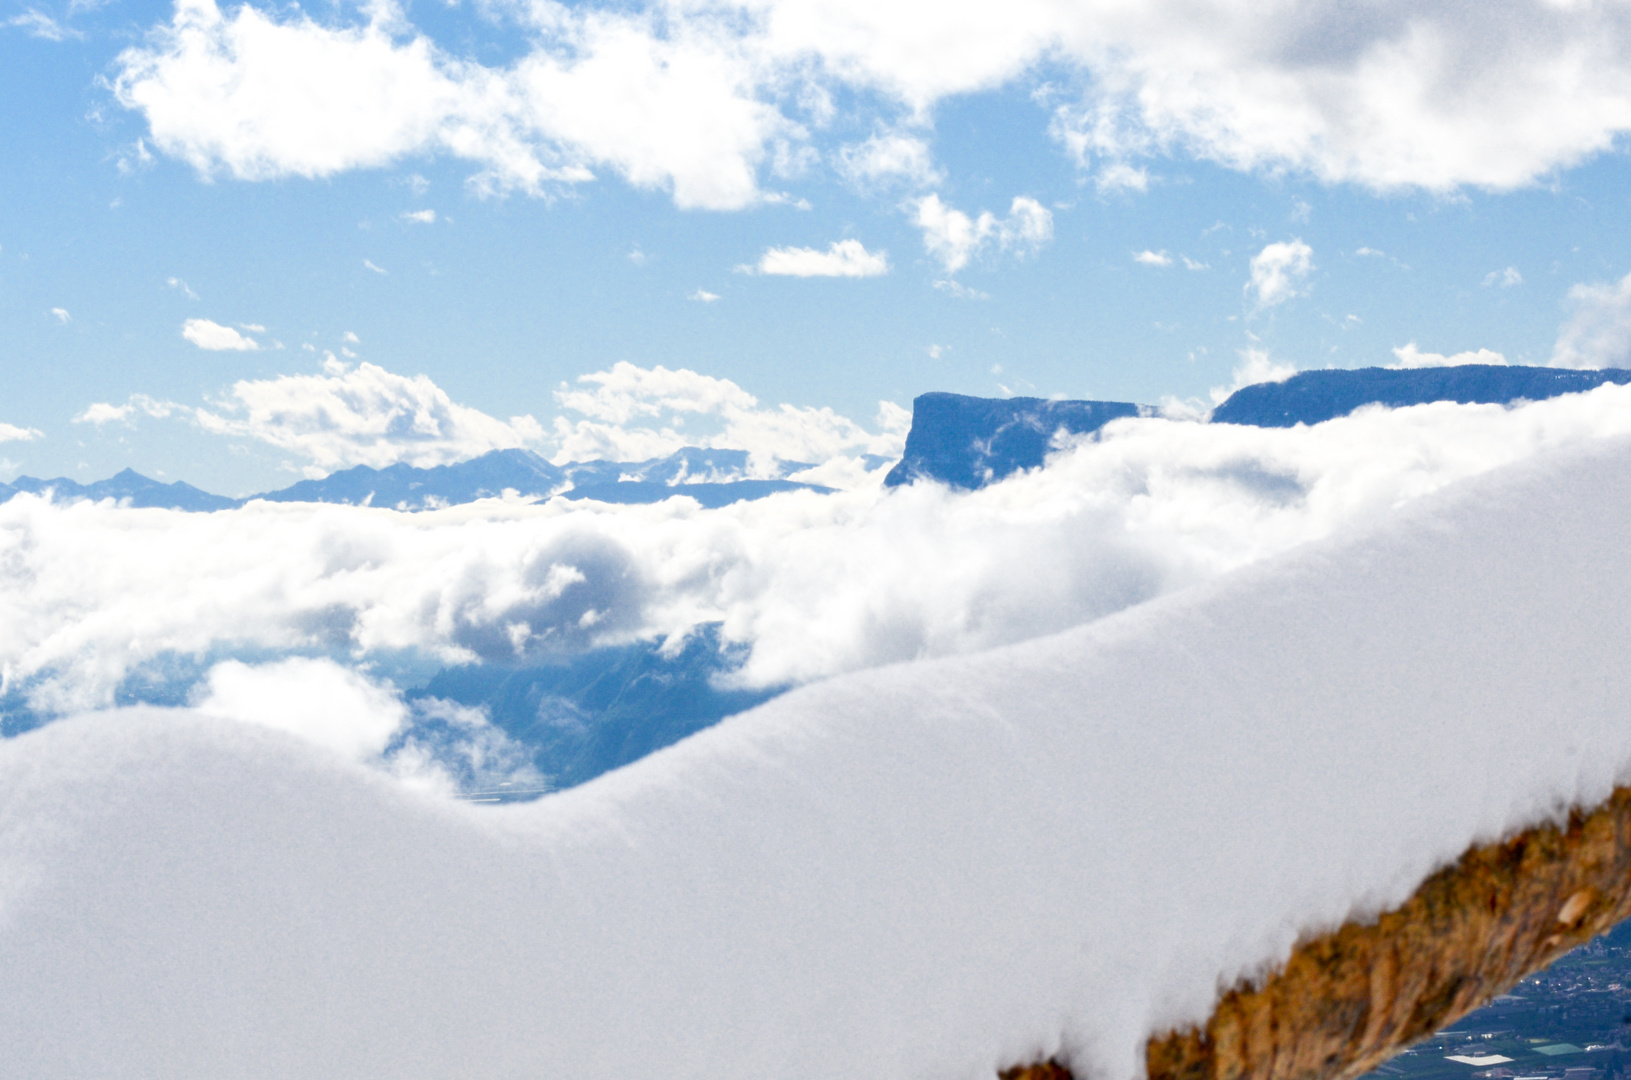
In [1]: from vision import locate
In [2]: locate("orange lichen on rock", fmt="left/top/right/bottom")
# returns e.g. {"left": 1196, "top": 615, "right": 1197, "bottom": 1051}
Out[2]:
{"left": 1004, "top": 786, "right": 1631, "bottom": 1080}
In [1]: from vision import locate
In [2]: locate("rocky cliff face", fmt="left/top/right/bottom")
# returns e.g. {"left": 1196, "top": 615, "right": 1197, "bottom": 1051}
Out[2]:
{"left": 1004, "top": 787, "right": 1631, "bottom": 1080}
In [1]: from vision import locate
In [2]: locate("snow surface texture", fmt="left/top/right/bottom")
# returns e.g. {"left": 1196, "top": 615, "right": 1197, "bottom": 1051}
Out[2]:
{"left": 7, "top": 434, "right": 1631, "bottom": 1080}
{"left": 10, "top": 382, "right": 1631, "bottom": 736}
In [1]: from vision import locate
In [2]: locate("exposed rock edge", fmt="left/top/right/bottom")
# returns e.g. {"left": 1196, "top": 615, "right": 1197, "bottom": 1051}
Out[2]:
{"left": 1004, "top": 785, "right": 1631, "bottom": 1080}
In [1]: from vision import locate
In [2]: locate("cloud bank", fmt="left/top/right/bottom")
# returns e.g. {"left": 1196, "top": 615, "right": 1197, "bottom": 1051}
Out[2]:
{"left": 11, "top": 381, "right": 1631, "bottom": 724}
{"left": 112, "top": 0, "right": 1631, "bottom": 208}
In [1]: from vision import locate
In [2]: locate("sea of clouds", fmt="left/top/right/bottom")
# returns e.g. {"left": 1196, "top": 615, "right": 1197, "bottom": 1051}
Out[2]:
{"left": 9, "top": 376, "right": 1631, "bottom": 788}
{"left": 7, "top": 429, "right": 1631, "bottom": 1079}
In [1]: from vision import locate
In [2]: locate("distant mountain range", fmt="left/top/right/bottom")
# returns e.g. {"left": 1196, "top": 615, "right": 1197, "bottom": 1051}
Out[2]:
{"left": 0, "top": 446, "right": 841, "bottom": 513}
{"left": 6, "top": 364, "right": 1629, "bottom": 511}
{"left": 1210, "top": 364, "right": 1631, "bottom": 427}
{"left": 886, "top": 365, "right": 1631, "bottom": 490}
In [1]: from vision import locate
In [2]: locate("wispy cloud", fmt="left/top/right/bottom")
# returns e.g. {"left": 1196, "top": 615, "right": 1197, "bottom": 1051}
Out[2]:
{"left": 5, "top": 9, "right": 80, "bottom": 40}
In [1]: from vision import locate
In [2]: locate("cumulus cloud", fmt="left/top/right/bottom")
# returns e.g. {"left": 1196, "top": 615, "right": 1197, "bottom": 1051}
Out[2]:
{"left": 402, "top": 208, "right": 436, "bottom": 224}
{"left": 183, "top": 317, "right": 259, "bottom": 350}
{"left": 912, "top": 194, "right": 1053, "bottom": 275}
{"left": 10, "top": 381, "right": 1631, "bottom": 721}
{"left": 0, "top": 423, "right": 43, "bottom": 443}
{"left": 194, "top": 657, "right": 407, "bottom": 760}
{"left": 748, "top": 239, "right": 889, "bottom": 277}
{"left": 72, "top": 395, "right": 178, "bottom": 426}
{"left": 688, "top": 288, "right": 721, "bottom": 301}
{"left": 195, "top": 361, "right": 546, "bottom": 472}
{"left": 1484, "top": 266, "right": 1523, "bottom": 288}
{"left": 1390, "top": 343, "right": 1508, "bottom": 369}
{"left": 167, "top": 275, "right": 199, "bottom": 299}
{"left": 833, "top": 132, "right": 941, "bottom": 188}
{"left": 547, "top": 361, "right": 907, "bottom": 469}
{"left": 106, "top": 0, "right": 1631, "bottom": 211}
{"left": 1553, "top": 270, "right": 1631, "bottom": 369}
{"left": 1133, "top": 249, "right": 1172, "bottom": 267}
{"left": 49, "top": 308, "right": 69, "bottom": 324}
{"left": 1247, "top": 239, "right": 1314, "bottom": 308}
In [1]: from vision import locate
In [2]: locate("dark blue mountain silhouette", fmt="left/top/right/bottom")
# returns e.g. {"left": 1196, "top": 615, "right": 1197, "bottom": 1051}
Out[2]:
{"left": 1211, "top": 365, "right": 1631, "bottom": 427}
{"left": 2, "top": 468, "right": 238, "bottom": 511}
{"left": 883, "top": 392, "right": 1144, "bottom": 489}
{"left": 253, "top": 448, "right": 566, "bottom": 509}
{"left": 559, "top": 479, "right": 830, "bottom": 507}
{"left": 251, "top": 447, "right": 828, "bottom": 509}
{"left": 412, "top": 623, "right": 781, "bottom": 790}
{"left": 0, "top": 448, "right": 831, "bottom": 513}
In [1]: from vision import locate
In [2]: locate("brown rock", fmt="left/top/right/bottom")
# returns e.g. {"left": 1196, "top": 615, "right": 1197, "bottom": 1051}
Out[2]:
{"left": 1004, "top": 786, "right": 1631, "bottom": 1080}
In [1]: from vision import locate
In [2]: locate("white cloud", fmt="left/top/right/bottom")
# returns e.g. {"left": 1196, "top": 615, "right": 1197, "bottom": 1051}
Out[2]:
{"left": 1209, "top": 348, "right": 1298, "bottom": 405}
{"left": 72, "top": 395, "right": 178, "bottom": 426}
{"left": 833, "top": 132, "right": 941, "bottom": 188}
{"left": 1246, "top": 239, "right": 1314, "bottom": 309}
{"left": 10, "top": 378, "right": 1631, "bottom": 723}
{"left": 105, "top": 0, "right": 1631, "bottom": 212}
{"left": 194, "top": 657, "right": 407, "bottom": 760}
{"left": 1133, "top": 249, "right": 1172, "bottom": 267}
{"left": 182, "top": 317, "right": 259, "bottom": 351}
{"left": 932, "top": 279, "right": 990, "bottom": 301}
{"left": 402, "top": 209, "right": 436, "bottom": 224}
{"left": 548, "top": 361, "right": 905, "bottom": 469}
{"left": 49, "top": 308, "right": 69, "bottom": 324}
{"left": 196, "top": 361, "right": 547, "bottom": 472}
{"left": 73, "top": 402, "right": 135, "bottom": 426}
{"left": 1356, "top": 247, "right": 1385, "bottom": 258}
{"left": 1181, "top": 255, "right": 1209, "bottom": 271}
{"left": 912, "top": 194, "right": 1053, "bottom": 275}
{"left": 363, "top": 259, "right": 388, "bottom": 274}
{"left": 1390, "top": 344, "right": 1508, "bottom": 369}
{"left": 1484, "top": 266, "right": 1523, "bottom": 288}
{"left": 343, "top": 331, "right": 360, "bottom": 343}
{"left": 0, "top": 423, "right": 44, "bottom": 443}
{"left": 5, "top": 9, "right": 79, "bottom": 40}
{"left": 748, "top": 239, "right": 889, "bottom": 278}
{"left": 1553, "top": 271, "right": 1631, "bottom": 369}
{"left": 1094, "top": 161, "right": 1151, "bottom": 193}
{"left": 166, "top": 276, "right": 199, "bottom": 299}
{"left": 688, "top": 288, "right": 721, "bottom": 301}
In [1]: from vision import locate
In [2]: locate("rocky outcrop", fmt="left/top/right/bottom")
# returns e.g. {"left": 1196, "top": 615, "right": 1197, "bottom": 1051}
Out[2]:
{"left": 883, "top": 393, "right": 1144, "bottom": 489}
{"left": 1210, "top": 366, "right": 1631, "bottom": 428}
{"left": 1004, "top": 786, "right": 1631, "bottom": 1080}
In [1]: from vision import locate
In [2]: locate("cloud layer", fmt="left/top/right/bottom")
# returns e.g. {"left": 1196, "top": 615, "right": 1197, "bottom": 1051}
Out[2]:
{"left": 12, "top": 381, "right": 1631, "bottom": 725}
{"left": 111, "top": 0, "right": 1631, "bottom": 208}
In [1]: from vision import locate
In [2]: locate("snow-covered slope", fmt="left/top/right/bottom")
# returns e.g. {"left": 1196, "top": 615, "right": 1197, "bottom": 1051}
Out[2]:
{"left": 7, "top": 435, "right": 1631, "bottom": 1080}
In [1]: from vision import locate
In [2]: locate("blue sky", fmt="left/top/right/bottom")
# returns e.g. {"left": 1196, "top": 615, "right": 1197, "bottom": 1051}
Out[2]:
{"left": 7, "top": 0, "right": 1631, "bottom": 494}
